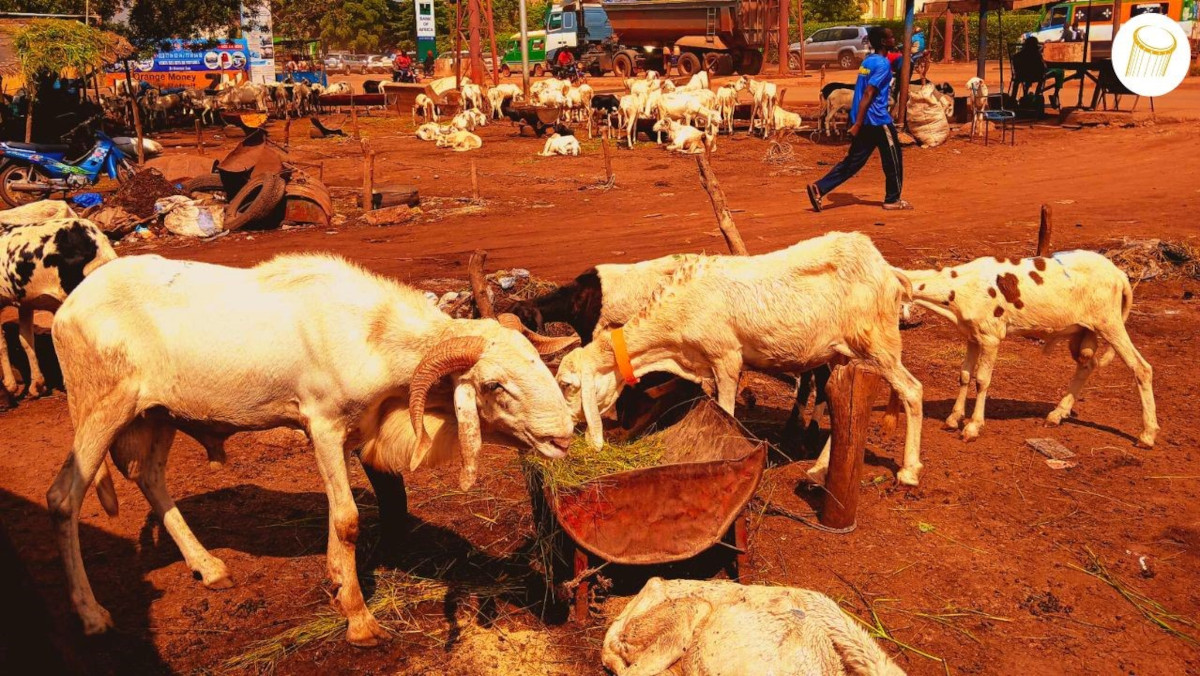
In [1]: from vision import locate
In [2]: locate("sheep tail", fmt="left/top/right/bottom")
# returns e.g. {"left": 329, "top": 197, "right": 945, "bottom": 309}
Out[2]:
{"left": 94, "top": 460, "right": 119, "bottom": 517}
{"left": 806, "top": 593, "right": 907, "bottom": 676}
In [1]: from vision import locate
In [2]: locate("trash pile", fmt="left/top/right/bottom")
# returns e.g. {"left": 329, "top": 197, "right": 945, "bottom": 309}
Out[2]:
{"left": 82, "top": 168, "right": 183, "bottom": 238}
{"left": 1103, "top": 238, "right": 1200, "bottom": 281}
{"left": 422, "top": 268, "right": 558, "bottom": 319}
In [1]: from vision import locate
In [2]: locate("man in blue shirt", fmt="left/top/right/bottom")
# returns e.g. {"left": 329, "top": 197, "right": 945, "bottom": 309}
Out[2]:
{"left": 807, "top": 26, "right": 911, "bottom": 211}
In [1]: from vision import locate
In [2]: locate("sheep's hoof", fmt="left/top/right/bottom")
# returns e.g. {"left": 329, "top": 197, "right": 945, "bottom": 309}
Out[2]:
{"left": 26, "top": 380, "right": 47, "bottom": 398}
{"left": 961, "top": 423, "right": 982, "bottom": 442}
{"left": 1137, "top": 430, "right": 1158, "bottom": 449}
{"left": 944, "top": 413, "right": 963, "bottom": 430}
{"left": 896, "top": 465, "right": 922, "bottom": 487}
{"left": 199, "top": 559, "right": 234, "bottom": 590}
{"left": 1045, "top": 409, "right": 1068, "bottom": 426}
{"left": 805, "top": 465, "right": 827, "bottom": 486}
{"left": 3, "top": 381, "right": 20, "bottom": 397}
{"left": 80, "top": 604, "right": 115, "bottom": 635}
{"left": 346, "top": 615, "right": 389, "bottom": 647}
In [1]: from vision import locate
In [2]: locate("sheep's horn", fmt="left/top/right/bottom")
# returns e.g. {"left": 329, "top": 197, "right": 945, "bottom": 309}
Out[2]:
{"left": 409, "top": 336, "right": 488, "bottom": 450}
{"left": 497, "top": 313, "right": 580, "bottom": 356}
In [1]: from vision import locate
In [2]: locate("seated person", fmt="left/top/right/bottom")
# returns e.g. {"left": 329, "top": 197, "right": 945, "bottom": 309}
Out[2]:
{"left": 1013, "top": 36, "right": 1065, "bottom": 107}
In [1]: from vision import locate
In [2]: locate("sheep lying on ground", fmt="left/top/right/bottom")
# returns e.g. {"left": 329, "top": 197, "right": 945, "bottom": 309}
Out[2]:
{"left": 1, "top": 212, "right": 117, "bottom": 399}
{"left": 47, "top": 253, "right": 577, "bottom": 646}
{"left": 905, "top": 251, "right": 1157, "bottom": 446}
{"left": 436, "top": 129, "right": 483, "bottom": 151}
{"left": 603, "top": 578, "right": 906, "bottom": 676}
{"left": 772, "top": 106, "right": 804, "bottom": 135}
{"left": 556, "top": 232, "right": 924, "bottom": 485}
{"left": 652, "top": 118, "right": 714, "bottom": 154}
{"left": 415, "top": 122, "right": 448, "bottom": 141}
{"left": 538, "top": 132, "right": 581, "bottom": 156}
{"left": 451, "top": 108, "right": 488, "bottom": 131}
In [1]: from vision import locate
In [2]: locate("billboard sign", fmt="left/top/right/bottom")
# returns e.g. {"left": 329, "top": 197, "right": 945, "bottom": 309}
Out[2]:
{"left": 105, "top": 39, "right": 250, "bottom": 89}
{"left": 241, "top": 2, "right": 276, "bottom": 84}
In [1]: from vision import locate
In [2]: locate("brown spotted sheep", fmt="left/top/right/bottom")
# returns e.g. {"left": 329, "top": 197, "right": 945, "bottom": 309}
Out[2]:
{"left": 905, "top": 251, "right": 1157, "bottom": 446}
{"left": 1, "top": 213, "right": 116, "bottom": 399}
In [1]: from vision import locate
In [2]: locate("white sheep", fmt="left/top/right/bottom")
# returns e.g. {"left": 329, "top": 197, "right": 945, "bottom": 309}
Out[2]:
{"left": 966, "top": 77, "right": 989, "bottom": 138}
{"left": 0, "top": 213, "right": 117, "bottom": 399}
{"left": 738, "top": 75, "right": 778, "bottom": 136}
{"left": 652, "top": 118, "right": 714, "bottom": 154}
{"left": 555, "top": 232, "right": 925, "bottom": 485}
{"left": 538, "top": 133, "right": 581, "bottom": 156}
{"left": 772, "top": 105, "right": 804, "bottom": 135}
{"left": 415, "top": 122, "right": 449, "bottom": 140}
{"left": 412, "top": 93, "right": 438, "bottom": 124}
{"left": 461, "top": 82, "right": 484, "bottom": 111}
{"left": 905, "top": 251, "right": 1157, "bottom": 446}
{"left": 451, "top": 108, "right": 487, "bottom": 131}
{"left": 487, "top": 83, "right": 522, "bottom": 118}
{"left": 714, "top": 80, "right": 745, "bottom": 135}
{"left": 437, "top": 129, "right": 483, "bottom": 151}
{"left": 619, "top": 93, "right": 644, "bottom": 149}
{"left": 821, "top": 88, "right": 854, "bottom": 136}
{"left": 46, "top": 253, "right": 577, "bottom": 645}
{"left": 603, "top": 578, "right": 906, "bottom": 676}
{"left": 678, "top": 70, "right": 710, "bottom": 92}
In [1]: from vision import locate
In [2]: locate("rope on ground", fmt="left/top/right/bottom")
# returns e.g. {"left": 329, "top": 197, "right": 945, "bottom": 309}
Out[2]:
{"left": 750, "top": 497, "right": 856, "bottom": 534}
{"left": 764, "top": 140, "right": 795, "bottom": 164}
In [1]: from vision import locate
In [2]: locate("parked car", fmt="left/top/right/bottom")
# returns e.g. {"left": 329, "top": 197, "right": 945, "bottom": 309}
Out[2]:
{"left": 790, "top": 26, "right": 871, "bottom": 69}
{"left": 366, "top": 55, "right": 393, "bottom": 73}
{"left": 325, "top": 53, "right": 349, "bottom": 74}
{"left": 341, "top": 54, "right": 370, "bottom": 74}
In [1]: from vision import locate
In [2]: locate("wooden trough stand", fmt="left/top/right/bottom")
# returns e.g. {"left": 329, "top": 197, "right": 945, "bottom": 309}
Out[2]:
{"left": 819, "top": 363, "right": 886, "bottom": 532}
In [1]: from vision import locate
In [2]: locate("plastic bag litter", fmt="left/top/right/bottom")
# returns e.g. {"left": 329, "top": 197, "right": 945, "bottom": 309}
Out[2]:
{"left": 511, "top": 268, "right": 531, "bottom": 279}
{"left": 497, "top": 276, "right": 517, "bottom": 290}
{"left": 906, "top": 83, "right": 951, "bottom": 148}
{"left": 71, "top": 192, "right": 104, "bottom": 209}
{"left": 155, "top": 195, "right": 225, "bottom": 238}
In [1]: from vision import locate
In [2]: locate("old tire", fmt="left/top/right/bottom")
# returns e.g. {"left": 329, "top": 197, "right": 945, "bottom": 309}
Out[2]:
{"left": 181, "top": 173, "right": 225, "bottom": 198}
{"left": 224, "top": 173, "right": 287, "bottom": 230}
{"left": 613, "top": 52, "right": 634, "bottom": 78}
{"left": 740, "top": 50, "right": 764, "bottom": 75}
{"left": 838, "top": 50, "right": 856, "bottom": 69}
{"left": 710, "top": 53, "right": 736, "bottom": 76}
{"left": 678, "top": 52, "right": 702, "bottom": 77}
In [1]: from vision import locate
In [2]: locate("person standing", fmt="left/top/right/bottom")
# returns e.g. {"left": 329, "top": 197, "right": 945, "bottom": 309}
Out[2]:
{"left": 807, "top": 26, "right": 911, "bottom": 212}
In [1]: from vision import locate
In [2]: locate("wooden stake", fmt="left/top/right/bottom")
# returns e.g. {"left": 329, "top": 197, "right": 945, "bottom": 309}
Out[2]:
{"left": 123, "top": 60, "right": 145, "bottom": 164}
{"left": 467, "top": 249, "right": 495, "bottom": 318}
{"left": 695, "top": 154, "right": 748, "bottom": 256}
{"left": 283, "top": 115, "right": 291, "bottom": 148}
{"left": 350, "top": 90, "right": 360, "bottom": 138}
{"left": 572, "top": 546, "right": 590, "bottom": 623}
{"left": 470, "top": 159, "right": 480, "bottom": 201}
{"left": 361, "top": 139, "right": 375, "bottom": 211}
{"left": 1037, "top": 204, "right": 1053, "bottom": 256}
{"left": 601, "top": 128, "right": 613, "bottom": 184}
{"left": 195, "top": 119, "right": 204, "bottom": 154}
{"left": 819, "top": 363, "right": 883, "bottom": 532}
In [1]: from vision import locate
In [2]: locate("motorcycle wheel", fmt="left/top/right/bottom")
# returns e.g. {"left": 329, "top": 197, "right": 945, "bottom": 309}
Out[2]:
{"left": 0, "top": 163, "right": 52, "bottom": 209}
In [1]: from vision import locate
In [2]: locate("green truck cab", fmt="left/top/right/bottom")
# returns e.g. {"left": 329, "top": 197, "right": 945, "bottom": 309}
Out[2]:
{"left": 500, "top": 30, "right": 548, "bottom": 76}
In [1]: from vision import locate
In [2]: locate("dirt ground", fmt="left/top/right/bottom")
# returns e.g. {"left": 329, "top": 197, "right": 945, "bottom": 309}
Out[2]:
{"left": 2, "top": 70, "right": 1200, "bottom": 675}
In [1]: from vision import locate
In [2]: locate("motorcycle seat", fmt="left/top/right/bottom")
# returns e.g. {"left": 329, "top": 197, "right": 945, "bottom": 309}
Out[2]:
{"left": 4, "top": 141, "right": 69, "bottom": 154}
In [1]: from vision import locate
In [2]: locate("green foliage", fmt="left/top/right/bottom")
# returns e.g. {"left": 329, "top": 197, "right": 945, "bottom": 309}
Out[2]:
{"left": 318, "top": 0, "right": 393, "bottom": 53}
{"left": 805, "top": 0, "right": 866, "bottom": 23}
{"left": 13, "top": 19, "right": 125, "bottom": 79}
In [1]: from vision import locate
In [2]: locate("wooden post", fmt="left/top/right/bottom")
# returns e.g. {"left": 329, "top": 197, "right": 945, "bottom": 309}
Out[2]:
{"left": 795, "top": 0, "right": 806, "bottom": 75}
{"left": 483, "top": 0, "right": 502, "bottom": 86}
{"left": 1037, "top": 204, "right": 1053, "bottom": 256}
{"left": 695, "top": 154, "right": 749, "bottom": 256}
{"left": 467, "top": 249, "right": 495, "bottom": 318}
{"left": 777, "top": 0, "right": 790, "bottom": 74}
{"left": 350, "top": 91, "right": 360, "bottom": 138}
{"left": 819, "top": 363, "right": 883, "bottom": 532}
{"left": 732, "top": 515, "right": 749, "bottom": 580}
{"left": 944, "top": 9, "right": 955, "bottom": 63}
{"left": 819, "top": 65, "right": 826, "bottom": 91}
{"left": 361, "top": 139, "right": 375, "bottom": 211}
{"left": 195, "top": 119, "right": 204, "bottom": 154}
{"left": 123, "top": 60, "right": 146, "bottom": 164}
{"left": 470, "top": 159, "right": 480, "bottom": 200}
{"left": 601, "top": 128, "right": 613, "bottom": 184}
{"left": 977, "top": 0, "right": 987, "bottom": 80}
{"left": 896, "top": 0, "right": 916, "bottom": 125}
{"left": 283, "top": 115, "right": 292, "bottom": 147}
{"left": 572, "top": 547, "right": 590, "bottom": 623}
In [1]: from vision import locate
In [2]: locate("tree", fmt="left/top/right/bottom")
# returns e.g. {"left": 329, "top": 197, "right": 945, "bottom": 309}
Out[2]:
{"left": 805, "top": 0, "right": 864, "bottom": 23}
{"left": 318, "top": 0, "right": 396, "bottom": 52}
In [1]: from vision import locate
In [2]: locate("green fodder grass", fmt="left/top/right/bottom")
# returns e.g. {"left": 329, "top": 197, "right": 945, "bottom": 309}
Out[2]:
{"left": 221, "top": 570, "right": 521, "bottom": 673}
{"left": 523, "top": 433, "right": 667, "bottom": 495}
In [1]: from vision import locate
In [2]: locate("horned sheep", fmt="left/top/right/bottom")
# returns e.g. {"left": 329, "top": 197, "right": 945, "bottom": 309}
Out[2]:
{"left": 46, "top": 253, "right": 578, "bottom": 646}
{"left": 554, "top": 232, "right": 926, "bottom": 485}
{"left": 904, "top": 251, "right": 1157, "bottom": 446}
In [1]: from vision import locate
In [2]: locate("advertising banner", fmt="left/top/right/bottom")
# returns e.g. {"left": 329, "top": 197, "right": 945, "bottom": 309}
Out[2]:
{"left": 241, "top": 2, "right": 276, "bottom": 83}
{"left": 105, "top": 39, "right": 249, "bottom": 90}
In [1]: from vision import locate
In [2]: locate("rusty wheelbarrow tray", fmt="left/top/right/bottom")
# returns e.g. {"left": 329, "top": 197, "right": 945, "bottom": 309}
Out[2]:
{"left": 532, "top": 398, "right": 766, "bottom": 620}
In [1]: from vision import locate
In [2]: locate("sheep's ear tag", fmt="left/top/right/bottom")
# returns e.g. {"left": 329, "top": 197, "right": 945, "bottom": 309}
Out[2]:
{"left": 611, "top": 328, "right": 639, "bottom": 386}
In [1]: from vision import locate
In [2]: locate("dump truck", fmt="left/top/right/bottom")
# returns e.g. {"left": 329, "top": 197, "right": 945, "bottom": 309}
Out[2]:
{"left": 545, "top": 0, "right": 776, "bottom": 77}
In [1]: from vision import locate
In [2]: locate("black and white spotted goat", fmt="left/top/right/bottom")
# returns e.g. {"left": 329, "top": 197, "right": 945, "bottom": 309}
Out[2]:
{"left": 1, "top": 203, "right": 116, "bottom": 398}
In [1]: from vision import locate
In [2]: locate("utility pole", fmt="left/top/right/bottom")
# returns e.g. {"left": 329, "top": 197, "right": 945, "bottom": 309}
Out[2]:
{"left": 777, "top": 0, "right": 789, "bottom": 74}
{"left": 518, "top": 0, "right": 531, "bottom": 98}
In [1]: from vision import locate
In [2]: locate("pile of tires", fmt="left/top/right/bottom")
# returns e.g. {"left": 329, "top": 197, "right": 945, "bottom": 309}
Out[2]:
{"left": 181, "top": 172, "right": 288, "bottom": 230}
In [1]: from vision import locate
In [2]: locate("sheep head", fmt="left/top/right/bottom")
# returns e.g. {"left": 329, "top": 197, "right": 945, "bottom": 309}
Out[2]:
{"left": 407, "top": 326, "right": 575, "bottom": 489}
{"left": 555, "top": 340, "right": 625, "bottom": 451}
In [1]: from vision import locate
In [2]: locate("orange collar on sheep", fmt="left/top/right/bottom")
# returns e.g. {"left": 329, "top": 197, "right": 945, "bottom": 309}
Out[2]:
{"left": 612, "top": 328, "right": 639, "bottom": 386}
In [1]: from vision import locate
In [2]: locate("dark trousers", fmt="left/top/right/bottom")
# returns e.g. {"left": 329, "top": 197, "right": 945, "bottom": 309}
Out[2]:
{"left": 814, "top": 123, "right": 903, "bottom": 204}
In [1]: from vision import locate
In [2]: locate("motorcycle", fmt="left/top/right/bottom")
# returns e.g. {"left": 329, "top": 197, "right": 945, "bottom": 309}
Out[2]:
{"left": 550, "top": 62, "right": 585, "bottom": 84}
{"left": 392, "top": 67, "right": 419, "bottom": 83}
{"left": 0, "top": 128, "right": 135, "bottom": 208}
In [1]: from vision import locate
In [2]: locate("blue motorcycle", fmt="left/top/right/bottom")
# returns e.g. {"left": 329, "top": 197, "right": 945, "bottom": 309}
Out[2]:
{"left": 0, "top": 130, "right": 135, "bottom": 208}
